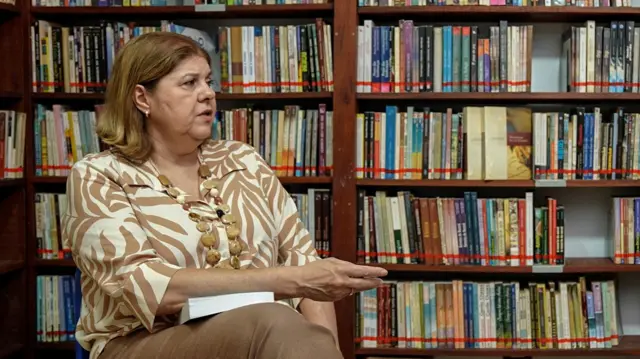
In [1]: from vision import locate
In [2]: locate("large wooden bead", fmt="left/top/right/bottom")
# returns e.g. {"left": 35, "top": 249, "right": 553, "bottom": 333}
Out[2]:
{"left": 202, "top": 179, "right": 218, "bottom": 190}
{"left": 221, "top": 214, "right": 236, "bottom": 224}
{"left": 157, "top": 175, "right": 171, "bottom": 187}
{"left": 198, "top": 165, "right": 211, "bottom": 178}
{"left": 206, "top": 249, "right": 221, "bottom": 265}
{"left": 230, "top": 256, "right": 241, "bottom": 269}
{"left": 196, "top": 221, "right": 209, "bottom": 232}
{"left": 226, "top": 225, "right": 240, "bottom": 240}
{"left": 229, "top": 239, "right": 243, "bottom": 256}
{"left": 200, "top": 233, "right": 218, "bottom": 248}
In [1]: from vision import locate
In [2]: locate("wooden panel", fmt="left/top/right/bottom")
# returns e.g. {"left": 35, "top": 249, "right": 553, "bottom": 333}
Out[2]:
{"left": 0, "top": 190, "right": 25, "bottom": 264}
{"left": 331, "top": 1, "right": 357, "bottom": 358}
{"left": 0, "top": 14, "right": 23, "bottom": 94}
{"left": 0, "top": 271, "right": 26, "bottom": 356}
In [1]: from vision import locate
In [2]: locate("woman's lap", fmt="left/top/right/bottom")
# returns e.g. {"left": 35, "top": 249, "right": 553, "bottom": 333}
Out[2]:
{"left": 99, "top": 302, "right": 344, "bottom": 359}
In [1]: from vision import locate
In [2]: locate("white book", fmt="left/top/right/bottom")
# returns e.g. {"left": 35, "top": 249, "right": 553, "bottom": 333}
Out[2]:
{"left": 178, "top": 292, "right": 275, "bottom": 325}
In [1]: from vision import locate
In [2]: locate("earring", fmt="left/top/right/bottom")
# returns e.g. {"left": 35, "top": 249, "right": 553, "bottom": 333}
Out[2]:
{"left": 145, "top": 110, "right": 149, "bottom": 117}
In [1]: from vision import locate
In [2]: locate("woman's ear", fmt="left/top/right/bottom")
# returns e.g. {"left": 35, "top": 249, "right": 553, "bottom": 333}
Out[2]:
{"left": 132, "top": 84, "right": 151, "bottom": 116}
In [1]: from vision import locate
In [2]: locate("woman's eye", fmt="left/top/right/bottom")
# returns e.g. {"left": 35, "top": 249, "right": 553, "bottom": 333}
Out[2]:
{"left": 184, "top": 79, "right": 195, "bottom": 86}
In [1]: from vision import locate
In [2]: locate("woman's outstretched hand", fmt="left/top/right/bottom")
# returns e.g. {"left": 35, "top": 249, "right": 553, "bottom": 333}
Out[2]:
{"left": 292, "top": 258, "right": 388, "bottom": 302}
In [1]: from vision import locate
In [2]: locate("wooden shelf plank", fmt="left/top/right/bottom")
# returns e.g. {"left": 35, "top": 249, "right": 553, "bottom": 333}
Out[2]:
{"left": 34, "top": 259, "right": 75, "bottom": 268}
{"left": 0, "top": 3, "right": 19, "bottom": 14}
{"left": 0, "top": 259, "right": 23, "bottom": 275}
{"left": 356, "top": 335, "right": 640, "bottom": 356}
{"left": 0, "top": 91, "right": 21, "bottom": 99}
{"left": 32, "top": 91, "right": 333, "bottom": 101}
{"left": 0, "top": 343, "right": 23, "bottom": 359}
{"left": 358, "top": 5, "right": 640, "bottom": 21}
{"left": 565, "top": 180, "right": 640, "bottom": 187}
{"left": 36, "top": 342, "right": 75, "bottom": 351}
{"left": 364, "top": 258, "right": 640, "bottom": 274}
{"left": 357, "top": 179, "right": 536, "bottom": 187}
{"left": 32, "top": 176, "right": 331, "bottom": 185}
{"left": 0, "top": 179, "right": 24, "bottom": 187}
{"left": 31, "top": 3, "right": 332, "bottom": 19}
{"left": 357, "top": 92, "right": 640, "bottom": 102}
{"left": 357, "top": 179, "right": 640, "bottom": 188}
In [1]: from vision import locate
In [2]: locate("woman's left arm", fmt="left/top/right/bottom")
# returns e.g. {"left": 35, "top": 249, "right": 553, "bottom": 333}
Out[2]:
{"left": 250, "top": 145, "right": 338, "bottom": 341}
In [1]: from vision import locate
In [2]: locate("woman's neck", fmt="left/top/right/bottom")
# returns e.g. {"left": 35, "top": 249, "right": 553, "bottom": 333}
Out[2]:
{"left": 149, "top": 137, "right": 201, "bottom": 171}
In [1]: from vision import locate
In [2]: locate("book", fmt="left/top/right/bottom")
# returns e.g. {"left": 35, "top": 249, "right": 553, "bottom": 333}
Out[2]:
{"left": 178, "top": 291, "right": 275, "bottom": 325}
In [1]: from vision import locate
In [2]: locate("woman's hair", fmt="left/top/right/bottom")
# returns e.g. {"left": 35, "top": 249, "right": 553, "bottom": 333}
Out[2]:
{"left": 96, "top": 31, "right": 211, "bottom": 164}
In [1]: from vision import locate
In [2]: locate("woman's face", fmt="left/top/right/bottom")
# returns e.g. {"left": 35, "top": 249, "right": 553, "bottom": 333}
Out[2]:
{"left": 138, "top": 55, "right": 216, "bottom": 148}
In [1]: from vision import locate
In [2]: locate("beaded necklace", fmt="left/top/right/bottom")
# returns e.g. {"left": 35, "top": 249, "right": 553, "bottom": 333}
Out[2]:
{"left": 153, "top": 161, "right": 244, "bottom": 269}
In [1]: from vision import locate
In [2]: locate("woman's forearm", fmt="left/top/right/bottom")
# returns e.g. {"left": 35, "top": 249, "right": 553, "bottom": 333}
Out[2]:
{"left": 157, "top": 266, "right": 299, "bottom": 315}
{"left": 299, "top": 298, "right": 339, "bottom": 348}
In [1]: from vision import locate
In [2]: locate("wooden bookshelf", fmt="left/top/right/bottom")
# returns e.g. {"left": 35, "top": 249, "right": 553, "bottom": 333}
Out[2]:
{"left": 4, "top": 0, "right": 640, "bottom": 358}
{"left": 0, "top": 0, "right": 27, "bottom": 356}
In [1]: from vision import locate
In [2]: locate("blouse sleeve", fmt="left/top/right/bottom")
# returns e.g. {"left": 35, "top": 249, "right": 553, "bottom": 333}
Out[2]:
{"left": 61, "top": 158, "right": 182, "bottom": 332}
{"left": 252, "top": 148, "right": 321, "bottom": 308}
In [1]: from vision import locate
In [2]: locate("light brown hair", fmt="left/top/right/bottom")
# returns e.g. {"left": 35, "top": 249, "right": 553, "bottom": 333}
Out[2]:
{"left": 96, "top": 31, "right": 211, "bottom": 164}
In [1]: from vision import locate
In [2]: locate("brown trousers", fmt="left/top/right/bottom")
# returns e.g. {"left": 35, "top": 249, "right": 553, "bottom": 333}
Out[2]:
{"left": 99, "top": 303, "right": 344, "bottom": 359}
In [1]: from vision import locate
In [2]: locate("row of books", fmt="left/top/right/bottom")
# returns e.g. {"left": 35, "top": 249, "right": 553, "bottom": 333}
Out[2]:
{"left": 31, "top": 21, "right": 213, "bottom": 93}
{"left": 35, "top": 189, "right": 333, "bottom": 259}
{"left": 31, "top": 19, "right": 333, "bottom": 95}
{"left": 357, "top": 21, "right": 532, "bottom": 94}
{"left": 562, "top": 21, "right": 640, "bottom": 94}
{"left": 34, "top": 104, "right": 101, "bottom": 177}
{"left": 356, "top": 190, "right": 568, "bottom": 266}
{"left": 33, "top": 101, "right": 640, "bottom": 182}
{"left": 356, "top": 278, "right": 620, "bottom": 350}
{"left": 213, "top": 105, "right": 333, "bottom": 177}
{"left": 31, "top": 0, "right": 328, "bottom": 7}
{"left": 37, "top": 274, "right": 80, "bottom": 343}
{"left": 218, "top": 21, "right": 334, "bottom": 94}
{"left": 34, "top": 103, "right": 334, "bottom": 178}
{"left": 0, "top": 110, "right": 25, "bottom": 179}
{"left": 356, "top": 105, "right": 640, "bottom": 181}
{"left": 35, "top": 193, "right": 70, "bottom": 260}
{"left": 292, "top": 189, "right": 332, "bottom": 258}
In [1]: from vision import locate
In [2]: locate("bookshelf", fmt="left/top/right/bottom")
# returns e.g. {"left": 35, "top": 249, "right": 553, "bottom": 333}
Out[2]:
{"left": 4, "top": 0, "right": 640, "bottom": 359}
{"left": 0, "top": 0, "right": 28, "bottom": 358}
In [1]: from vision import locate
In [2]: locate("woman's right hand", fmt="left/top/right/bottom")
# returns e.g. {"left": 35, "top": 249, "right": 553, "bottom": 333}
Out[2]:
{"left": 292, "top": 258, "right": 388, "bottom": 301}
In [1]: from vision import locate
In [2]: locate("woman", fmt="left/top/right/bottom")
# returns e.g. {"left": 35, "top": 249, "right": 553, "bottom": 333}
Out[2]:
{"left": 61, "top": 31, "right": 386, "bottom": 359}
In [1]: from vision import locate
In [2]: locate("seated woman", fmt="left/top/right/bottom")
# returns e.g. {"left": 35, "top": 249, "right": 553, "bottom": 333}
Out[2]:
{"left": 61, "top": 32, "right": 387, "bottom": 359}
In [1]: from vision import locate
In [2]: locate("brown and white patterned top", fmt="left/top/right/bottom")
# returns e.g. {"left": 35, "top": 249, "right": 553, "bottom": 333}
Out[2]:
{"left": 61, "top": 139, "right": 320, "bottom": 359}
